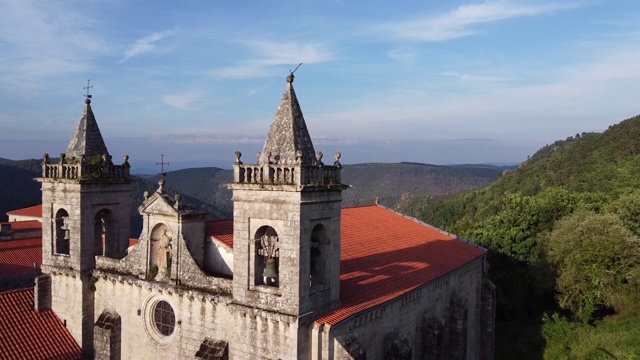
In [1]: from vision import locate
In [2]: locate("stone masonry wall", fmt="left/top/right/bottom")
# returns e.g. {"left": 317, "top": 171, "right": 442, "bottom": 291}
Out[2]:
{"left": 92, "top": 273, "right": 232, "bottom": 359}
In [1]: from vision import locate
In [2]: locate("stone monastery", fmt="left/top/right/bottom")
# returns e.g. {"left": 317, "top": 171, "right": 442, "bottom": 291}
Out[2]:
{"left": 0, "top": 75, "right": 495, "bottom": 359}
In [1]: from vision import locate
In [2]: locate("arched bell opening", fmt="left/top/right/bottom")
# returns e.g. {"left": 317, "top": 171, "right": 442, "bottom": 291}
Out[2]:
{"left": 310, "top": 224, "right": 329, "bottom": 287}
{"left": 254, "top": 226, "right": 279, "bottom": 287}
{"left": 54, "top": 209, "right": 70, "bottom": 255}
{"left": 94, "top": 209, "right": 118, "bottom": 258}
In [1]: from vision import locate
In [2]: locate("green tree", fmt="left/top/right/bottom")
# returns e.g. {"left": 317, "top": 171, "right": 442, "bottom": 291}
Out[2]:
{"left": 540, "top": 211, "right": 640, "bottom": 322}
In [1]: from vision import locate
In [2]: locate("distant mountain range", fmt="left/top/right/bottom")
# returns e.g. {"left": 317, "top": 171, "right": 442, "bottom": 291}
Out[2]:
{"left": 0, "top": 159, "right": 506, "bottom": 235}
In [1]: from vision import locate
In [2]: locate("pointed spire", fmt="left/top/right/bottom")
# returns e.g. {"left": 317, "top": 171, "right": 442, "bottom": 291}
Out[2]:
{"left": 258, "top": 74, "right": 316, "bottom": 165}
{"left": 65, "top": 97, "right": 109, "bottom": 160}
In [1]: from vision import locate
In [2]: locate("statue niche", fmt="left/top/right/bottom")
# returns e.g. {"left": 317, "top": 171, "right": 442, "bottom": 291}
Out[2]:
{"left": 150, "top": 224, "right": 172, "bottom": 279}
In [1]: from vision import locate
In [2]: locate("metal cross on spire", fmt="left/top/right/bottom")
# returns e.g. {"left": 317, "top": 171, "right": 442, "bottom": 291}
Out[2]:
{"left": 83, "top": 79, "right": 93, "bottom": 99}
{"left": 156, "top": 154, "right": 170, "bottom": 178}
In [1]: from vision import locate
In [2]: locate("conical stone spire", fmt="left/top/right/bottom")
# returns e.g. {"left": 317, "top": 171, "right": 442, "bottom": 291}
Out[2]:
{"left": 65, "top": 98, "right": 109, "bottom": 160}
{"left": 258, "top": 74, "right": 316, "bottom": 165}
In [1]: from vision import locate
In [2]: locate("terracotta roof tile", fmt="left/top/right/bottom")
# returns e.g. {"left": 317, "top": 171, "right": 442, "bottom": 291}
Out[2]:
{"left": 314, "top": 206, "right": 485, "bottom": 326}
{"left": 0, "top": 288, "right": 81, "bottom": 360}
{"left": 6, "top": 205, "right": 42, "bottom": 218}
{"left": 0, "top": 237, "right": 42, "bottom": 278}
{"left": 204, "top": 205, "right": 485, "bottom": 327}
{"left": 206, "top": 219, "right": 234, "bottom": 248}
{"left": 1, "top": 220, "right": 42, "bottom": 231}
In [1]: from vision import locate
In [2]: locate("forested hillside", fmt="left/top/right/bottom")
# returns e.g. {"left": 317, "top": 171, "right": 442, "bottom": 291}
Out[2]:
{"left": 401, "top": 114, "right": 640, "bottom": 358}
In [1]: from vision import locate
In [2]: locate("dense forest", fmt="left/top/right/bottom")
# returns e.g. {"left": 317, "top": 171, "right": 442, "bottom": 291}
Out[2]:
{"left": 399, "top": 115, "right": 640, "bottom": 358}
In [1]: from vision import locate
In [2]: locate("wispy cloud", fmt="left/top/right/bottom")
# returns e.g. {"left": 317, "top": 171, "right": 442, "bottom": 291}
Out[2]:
{"left": 162, "top": 92, "right": 202, "bottom": 110}
{"left": 377, "top": 1, "right": 576, "bottom": 41}
{"left": 387, "top": 48, "right": 418, "bottom": 65}
{"left": 441, "top": 71, "right": 513, "bottom": 82}
{"left": 211, "top": 40, "right": 333, "bottom": 79}
{"left": 152, "top": 134, "right": 264, "bottom": 145}
{"left": 0, "top": 0, "right": 107, "bottom": 88}
{"left": 120, "top": 29, "right": 178, "bottom": 63}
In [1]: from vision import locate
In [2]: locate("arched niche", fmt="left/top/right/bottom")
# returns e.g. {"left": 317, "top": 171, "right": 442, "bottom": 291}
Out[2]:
{"left": 310, "top": 224, "right": 329, "bottom": 287}
{"left": 94, "top": 209, "right": 118, "bottom": 258}
{"left": 54, "top": 208, "right": 70, "bottom": 255}
{"left": 150, "top": 223, "right": 172, "bottom": 279}
{"left": 254, "top": 226, "right": 279, "bottom": 287}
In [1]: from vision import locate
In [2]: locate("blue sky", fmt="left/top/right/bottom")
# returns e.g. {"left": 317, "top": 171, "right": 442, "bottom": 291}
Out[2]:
{"left": 1, "top": 0, "right": 639, "bottom": 171}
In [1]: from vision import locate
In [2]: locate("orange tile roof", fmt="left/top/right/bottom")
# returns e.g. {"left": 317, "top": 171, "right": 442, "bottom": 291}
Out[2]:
{"left": 315, "top": 206, "right": 485, "bottom": 326}
{"left": 0, "top": 287, "right": 81, "bottom": 360}
{"left": 0, "top": 237, "right": 42, "bottom": 278}
{"left": 6, "top": 205, "right": 42, "bottom": 218}
{"left": 202, "top": 205, "right": 486, "bottom": 327}
{"left": 206, "top": 219, "right": 234, "bottom": 248}
{"left": 1, "top": 220, "right": 42, "bottom": 231}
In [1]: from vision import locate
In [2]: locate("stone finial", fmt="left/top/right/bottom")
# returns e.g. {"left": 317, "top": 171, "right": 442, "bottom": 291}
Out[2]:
{"left": 234, "top": 151, "right": 242, "bottom": 165}
{"left": 42, "top": 153, "right": 49, "bottom": 164}
{"left": 256, "top": 152, "right": 261, "bottom": 162}
{"left": 265, "top": 151, "right": 273, "bottom": 164}
{"left": 287, "top": 74, "right": 294, "bottom": 84}
{"left": 80, "top": 154, "right": 86, "bottom": 164}
{"left": 157, "top": 179, "right": 165, "bottom": 194}
{"left": 143, "top": 191, "right": 149, "bottom": 201}
{"left": 123, "top": 155, "right": 130, "bottom": 166}
{"left": 174, "top": 194, "right": 181, "bottom": 210}
{"left": 334, "top": 152, "right": 342, "bottom": 168}
{"left": 375, "top": 196, "right": 379, "bottom": 205}
{"left": 315, "top": 151, "right": 324, "bottom": 166}
{"left": 59, "top": 153, "right": 66, "bottom": 164}
{"left": 295, "top": 150, "right": 303, "bottom": 164}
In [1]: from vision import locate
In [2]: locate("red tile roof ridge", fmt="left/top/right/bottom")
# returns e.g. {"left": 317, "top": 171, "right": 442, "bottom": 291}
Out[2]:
{"left": 206, "top": 219, "right": 234, "bottom": 248}
{"left": 6, "top": 204, "right": 42, "bottom": 217}
{"left": 314, "top": 205, "right": 486, "bottom": 327}
{"left": 373, "top": 203, "right": 488, "bottom": 252}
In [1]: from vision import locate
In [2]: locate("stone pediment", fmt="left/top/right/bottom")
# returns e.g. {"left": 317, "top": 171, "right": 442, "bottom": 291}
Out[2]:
{"left": 138, "top": 193, "right": 178, "bottom": 217}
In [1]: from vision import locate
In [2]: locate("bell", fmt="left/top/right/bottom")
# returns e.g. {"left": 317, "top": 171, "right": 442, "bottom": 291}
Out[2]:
{"left": 63, "top": 229, "right": 70, "bottom": 240}
{"left": 262, "top": 258, "right": 278, "bottom": 279}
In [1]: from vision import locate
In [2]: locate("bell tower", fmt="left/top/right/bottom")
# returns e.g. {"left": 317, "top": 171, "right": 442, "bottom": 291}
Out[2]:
{"left": 36, "top": 93, "right": 132, "bottom": 356}
{"left": 229, "top": 74, "right": 348, "bottom": 319}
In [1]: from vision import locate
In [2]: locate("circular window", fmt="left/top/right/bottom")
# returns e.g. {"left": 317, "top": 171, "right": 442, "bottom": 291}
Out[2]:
{"left": 153, "top": 300, "right": 175, "bottom": 336}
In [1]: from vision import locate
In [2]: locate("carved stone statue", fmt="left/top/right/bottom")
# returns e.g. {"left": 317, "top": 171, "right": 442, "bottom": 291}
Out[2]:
{"left": 157, "top": 230, "right": 172, "bottom": 274}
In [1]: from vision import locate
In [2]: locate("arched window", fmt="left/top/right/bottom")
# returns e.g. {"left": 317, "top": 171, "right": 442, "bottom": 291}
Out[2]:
{"left": 255, "top": 226, "right": 279, "bottom": 287}
{"left": 310, "top": 224, "right": 328, "bottom": 287}
{"left": 54, "top": 209, "right": 70, "bottom": 255}
{"left": 94, "top": 209, "right": 117, "bottom": 257}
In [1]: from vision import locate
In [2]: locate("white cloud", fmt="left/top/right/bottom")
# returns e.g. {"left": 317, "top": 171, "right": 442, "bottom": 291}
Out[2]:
{"left": 210, "top": 41, "right": 333, "bottom": 79}
{"left": 441, "top": 71, "right": 513, "bottom": 82}
{"left": 377, "top": 1, "right": 576, "bottom": 41}
{"left": 162, "top": 92, "right": 202, "bottom": 110}
{"left": 120, "top": 29, "right": 178, "bottom": 62}
{"left": 387, "top": 48, "right": 418, "bottom": 65}
{"left": 0, "top": 0, "right": 108, "bottom": 88}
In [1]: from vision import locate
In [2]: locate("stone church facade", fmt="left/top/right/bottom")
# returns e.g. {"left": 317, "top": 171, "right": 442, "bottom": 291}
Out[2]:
{"left": 33, "top": 75, "right": 495, "bottom": 359}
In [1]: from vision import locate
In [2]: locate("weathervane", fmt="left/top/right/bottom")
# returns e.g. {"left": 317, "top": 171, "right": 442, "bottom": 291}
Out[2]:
{"left": 157, "top": 154, "right": 170, "bottom": 178}
{"left": 290, "top": 63, "right": 302, "bottom": 75}
{"left": 287, "top": 63, "right": 302, "bottom": 83}
{"left": 83, "top": 79, "right": 93, "bottom": 99}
